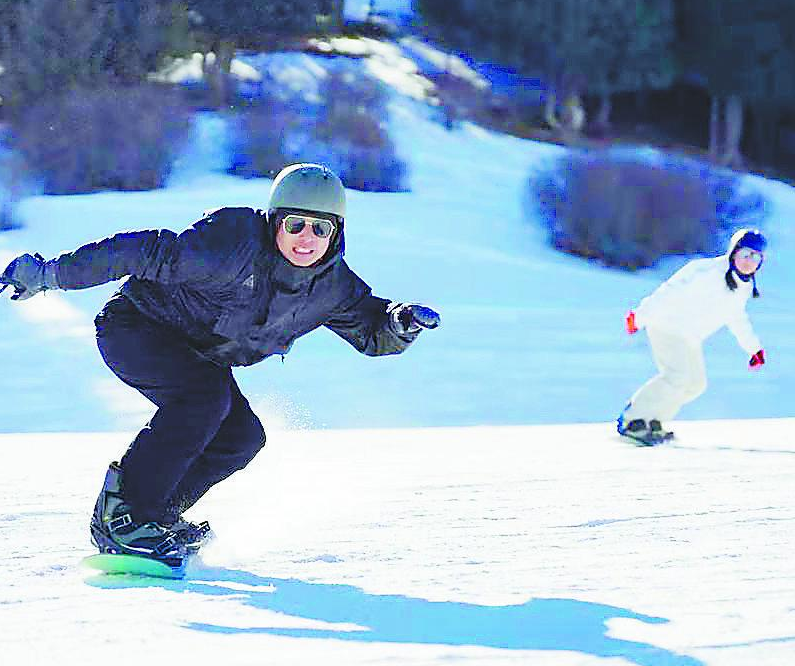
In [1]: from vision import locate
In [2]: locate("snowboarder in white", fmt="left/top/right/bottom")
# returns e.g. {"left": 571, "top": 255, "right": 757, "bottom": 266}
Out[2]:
{"left": 618, "top": 228, "right": 767, "bottom": 445}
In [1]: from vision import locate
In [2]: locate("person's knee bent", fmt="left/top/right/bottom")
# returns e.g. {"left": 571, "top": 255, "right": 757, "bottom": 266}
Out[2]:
{"left": 239, "top": 419, "right": 267, "bottom": 467}
{"left": 220, "top": 412, "right": 266, "bottom": 472}
{"left": 660, "top": 369, "right": 692, "bottom": 394}
{"left": 180, "top": 378, "right": 235, "bottom": 436}
{"left": 683, "top": 374, "right": 707, "bottom": 402}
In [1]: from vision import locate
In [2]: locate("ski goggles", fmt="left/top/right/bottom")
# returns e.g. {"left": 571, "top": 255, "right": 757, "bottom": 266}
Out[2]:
{"left": 281, "top": 214, "right": 336, "bottom": 239}
{"left": 736, "top": 247, "right": 763, "bottom": 262}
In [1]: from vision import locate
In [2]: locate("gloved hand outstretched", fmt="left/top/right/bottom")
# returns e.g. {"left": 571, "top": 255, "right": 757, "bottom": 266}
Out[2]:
{"left": 749, "top": 349, "right": 765, "bottom": 371}
{"left": 0, "top": 253, "right": 58, "bottom": 301}
{"left": 625, "top": 310, "right": 639, "bottom": 335}
{"left": 389, "top": 303, "right": 441, "bottom": 335}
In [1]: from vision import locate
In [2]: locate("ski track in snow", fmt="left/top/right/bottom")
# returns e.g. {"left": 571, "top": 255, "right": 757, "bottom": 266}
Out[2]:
{"left": 1, "top": 420, "right": 794, "bottom": 665}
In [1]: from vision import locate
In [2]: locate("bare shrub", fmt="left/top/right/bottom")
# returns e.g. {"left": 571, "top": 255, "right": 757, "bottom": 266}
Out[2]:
{"left": 12, "top": 85, "right": 191, "bottom": 194}
{"left": 309, "top": 71, "right": 407, "bottom": 191}
{"left": 531, "top": 149, "right": 767, "bottom": 269}
{"left": 330, "top": 141, "right": 407, "bottom": 192}
{"left": 228, "top": 97, "right": 307, "bottom": 179}
{"left": 230, "top": 69, "right": 408, "bottom": 192}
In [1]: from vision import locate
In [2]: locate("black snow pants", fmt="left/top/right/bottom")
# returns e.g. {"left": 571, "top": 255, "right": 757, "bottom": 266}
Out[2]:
{"left": 94, "top": 295, "right": 266, "bottom": 523}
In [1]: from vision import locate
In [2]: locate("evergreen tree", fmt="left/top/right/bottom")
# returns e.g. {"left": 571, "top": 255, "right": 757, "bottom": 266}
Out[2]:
{"left": 187, "top": 0, "right": 323, "bottom": 43}
{"left": 415, "top": 0, "right": 676, "bottom": 135}
{"left": 319, "top": 0, "right": 345, "bottom": 33}
{"left": 105, "top": 0, "right": 179, "bottom": 84}
{"left": 186, "top": 0, "right": 324, "bottom": 107}
{"left": 677, "top": 0, "right": 795, "bottom": 166}
{"left": 0, "top": 0, "right": 25, "bottom": 55}
{"left": 0, "top": 0, "right": 177, "bottom": 111}
{"left": 0, "top": 0, "right": 114, "bottom": 112}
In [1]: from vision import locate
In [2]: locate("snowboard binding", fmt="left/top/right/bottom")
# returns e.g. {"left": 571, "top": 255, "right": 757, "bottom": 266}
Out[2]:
{"left": 617, "top": 416, "right": 674, "bottom": 446}
{"left": 170, "top": 518, "right": 214, "bottom": 553}
{"left": 0, "top": 275, "right": 23, "bottom": 297}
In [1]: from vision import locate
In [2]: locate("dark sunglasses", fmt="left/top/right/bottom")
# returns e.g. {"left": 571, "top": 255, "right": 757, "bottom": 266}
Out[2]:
{"left": 282, "top": 214, "right": 335, "bottom": 239}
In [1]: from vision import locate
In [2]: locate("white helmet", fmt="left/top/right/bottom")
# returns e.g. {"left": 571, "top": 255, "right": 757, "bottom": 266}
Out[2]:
{"left": 268, "top": 163, "right": 345, "bottom": 218}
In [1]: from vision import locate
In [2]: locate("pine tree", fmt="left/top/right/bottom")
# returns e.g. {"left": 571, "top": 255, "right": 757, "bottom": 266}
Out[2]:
{"left": 415, "top": 0, "right": 676, "bottom": 137}
{"left": 186, "top": 0, "right": 323, "bottom": 107}
{"left": 677, "top": 0, "right": 795, "bottom": 167}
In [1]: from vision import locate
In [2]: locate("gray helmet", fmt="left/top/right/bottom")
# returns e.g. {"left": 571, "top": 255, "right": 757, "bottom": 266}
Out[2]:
{"left": 268, "top": 163, "right": 346, "bottom": 218}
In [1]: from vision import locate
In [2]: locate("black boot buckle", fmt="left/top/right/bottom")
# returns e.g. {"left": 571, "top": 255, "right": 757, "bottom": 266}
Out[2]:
{"left": 108, "top": 513, "right": 133, "bottom": 532}
{"left": 154, "top": 534, "right": 178, "bottom": 556}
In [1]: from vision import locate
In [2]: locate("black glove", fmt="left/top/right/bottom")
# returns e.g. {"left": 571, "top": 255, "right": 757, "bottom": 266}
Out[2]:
{"left": 389, "top": 302, "right": 441, "bottom": 335}
{"left": 0, "top": 253, "right": 58, "bottom": 301}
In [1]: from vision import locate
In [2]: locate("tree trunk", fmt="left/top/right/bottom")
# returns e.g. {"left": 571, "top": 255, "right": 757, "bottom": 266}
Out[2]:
{"left": 217, "top": 39, "right": 235, "bottom": 107}
{"left": 545, "top": 90, "right": 585, "bottom": 145}
{"left": 561, "top": 95, "right": 586, "bottom": 134}
{"left": 595, "top": 93, "right": 612, "bottom": 133}
{"left": 721, "top": 94, "right": 744, "bottom": 169}
{"left": 327, "top": 0, "right": 344, "bottom": 33}
{"left": 635, "top": 89, "right": 649, "bottom": 116}
{"left": 204, "top": 39, "right": 236, "bottom": 110}
{"left": 544, "top": 91, "right": 560, "bottom": 129}
{"left": 708, "top": 95, "right": 721, "bottom": 160}
{"left": 751, "top": 105, "right": 778, "bottom": 166}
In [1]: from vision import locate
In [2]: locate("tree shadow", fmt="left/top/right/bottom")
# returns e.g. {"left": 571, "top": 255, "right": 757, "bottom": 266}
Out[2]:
{"left": 85, "top": 564, "right": 702, "bottom": 666}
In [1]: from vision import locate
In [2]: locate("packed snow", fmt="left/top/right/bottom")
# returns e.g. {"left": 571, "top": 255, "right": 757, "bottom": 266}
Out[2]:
{"left": 2, "top": 420, "right": 794, "bottom": 665}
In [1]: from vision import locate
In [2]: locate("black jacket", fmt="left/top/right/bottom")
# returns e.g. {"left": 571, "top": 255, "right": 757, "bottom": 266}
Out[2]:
{"left": 53, "top": 207, "right": 418, "bottom": 366}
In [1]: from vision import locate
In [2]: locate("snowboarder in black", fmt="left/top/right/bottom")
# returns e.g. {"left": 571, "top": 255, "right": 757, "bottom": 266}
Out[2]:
{"left": 1, "top": 163, "right": 440, "bottom": 565}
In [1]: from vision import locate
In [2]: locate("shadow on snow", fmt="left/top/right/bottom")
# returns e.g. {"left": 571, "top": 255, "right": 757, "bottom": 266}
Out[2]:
{"left": 85, "top": 564, "right": 703, "bottom": 666}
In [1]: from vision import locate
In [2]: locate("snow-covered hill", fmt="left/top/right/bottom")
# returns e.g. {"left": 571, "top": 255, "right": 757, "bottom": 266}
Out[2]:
{"left": 2, "top": 99, "right": 794, "bottom": 432}
{"left": 2, "top": 419, "right": 793, "bottom": 665}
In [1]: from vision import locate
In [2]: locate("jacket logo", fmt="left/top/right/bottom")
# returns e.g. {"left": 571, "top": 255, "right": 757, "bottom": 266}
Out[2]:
{"left": 243, "top": 274, "right": 255, "bottom": 289}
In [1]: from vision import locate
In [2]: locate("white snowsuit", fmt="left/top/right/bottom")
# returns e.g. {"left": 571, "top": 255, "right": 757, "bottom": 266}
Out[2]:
{"left": 623, "top": 245, "right": 762, "bottom": 424}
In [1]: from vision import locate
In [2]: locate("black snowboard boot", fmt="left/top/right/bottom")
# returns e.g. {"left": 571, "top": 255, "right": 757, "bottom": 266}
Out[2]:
{"left": 90, "top": 462, "right": 188, "bottom": 567}
{"left": 649, "top": 419, "right": 675, "bottom": 441}
{"left": 169, "top": 517, "right": 214, "bottom": 553}
{"left": 617, "top": 416, "right": 664, "bottom": 446}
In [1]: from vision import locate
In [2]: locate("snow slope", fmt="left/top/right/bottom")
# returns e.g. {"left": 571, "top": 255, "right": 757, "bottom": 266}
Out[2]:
{"left": 1, "top": 43, "right": 794, "bottom": 432}
{"left": 1, "top": 419, "right": 793, "bottom": 665}
{"left": 2, "top": 100, "right": 794, "bottom": 433}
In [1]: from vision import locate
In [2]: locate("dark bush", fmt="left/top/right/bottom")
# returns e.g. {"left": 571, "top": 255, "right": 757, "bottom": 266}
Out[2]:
{"left": 530, "top": 149, "right": 767, "bottom": 269}
{"left": 0, "top": 132, "right": 22, "bottom": 230}
{"left": 229, "top": 68, "right": 408, "bottom": 192}
{"left": 0, "top": 165, "right": 19, "bottom": 231}
{"left": 11, "top": 85, "right": 191, "bottom": 194}
{"left": 309, "top": 70, "right": 407, "bottom": 191}
{"left": 0, "top": 0, "right": 176, "bottom": 114}
{"left": 329, "top": 141, "right": 407, "bottom": 193}
{"left": 228, "top": 97, "right": 308, "bottom": 179}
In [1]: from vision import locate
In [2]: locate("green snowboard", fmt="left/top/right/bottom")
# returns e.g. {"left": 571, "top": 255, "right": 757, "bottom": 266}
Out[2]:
{"left": 81, "top": 553, "right": 186, "bottom": 579}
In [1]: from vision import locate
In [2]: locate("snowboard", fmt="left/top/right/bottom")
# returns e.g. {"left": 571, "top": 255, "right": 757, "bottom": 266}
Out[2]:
{"left": 81, "top": 553, "right": 187, "bottom": 579}
{"left": 619, "top": 430, "right": 675, "bottom": 447}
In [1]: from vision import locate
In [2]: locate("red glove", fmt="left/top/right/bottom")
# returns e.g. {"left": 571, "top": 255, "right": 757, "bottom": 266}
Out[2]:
{"left": 625, "top": 310, "right": 639, "bottom": 335}
{"left": 749, "top": 349, "right": 765, "bottom": 370}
